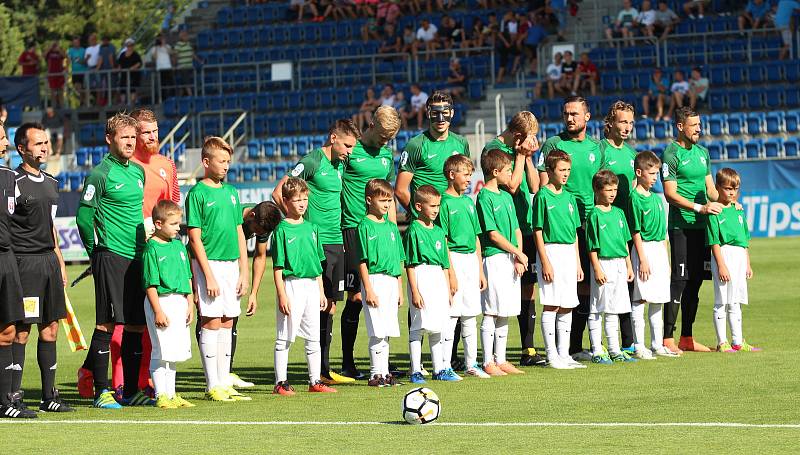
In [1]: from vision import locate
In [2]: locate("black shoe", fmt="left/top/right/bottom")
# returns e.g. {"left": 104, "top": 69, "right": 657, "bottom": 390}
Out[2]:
{"left": 39, "top": 389, "right": 75, "bottom": 413}
{"left": 339, "top": 367, "right": 366, "bottom": 380}
{"left": 2, "top": 393, "right": 37, "bottom": 419}
{"left": 9, "top": 391, "right": 29, "bottom": 410}
{"left": 384, "top": 374, "right": 402, "bottom": 387}
{"left": 520, "top": 353, "right": 547, "bottom": 367}
{"left": 450, "top": 359, "right": 466, "bottom": 372}
{"left": 388, "top": 364, "right": 405, "bottom": 378}
{"left": 367, "top": 374, "right": 385, "bottom": 387}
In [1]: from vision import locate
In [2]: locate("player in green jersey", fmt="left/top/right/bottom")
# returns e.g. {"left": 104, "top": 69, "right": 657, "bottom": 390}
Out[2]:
{"left": 395, "top": 91, "right": 470, "bottom": 218}
{"left": 76, "top": 113, "right": 151, "bottom": 408}
{"left": 340, "top": 106, "right": 401, "bottom": 379}
{"left": 662, "top": 106, "right": 723, "bottom": 354}
{"left": 482, "top": 111, "right": 544, "bottom": 367}
{"left": 272, "top": 119, "right": 360, "bottom": 385}
{"left": 600, "top": 101, "right": 638, "bottom": 353}
{"left": 537, "top": 96, "right": 602, "bottom": 359}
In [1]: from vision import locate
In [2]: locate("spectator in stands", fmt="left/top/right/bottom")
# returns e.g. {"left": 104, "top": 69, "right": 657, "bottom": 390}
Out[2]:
{"left": 84, "top": 33, "right": 101, "bottom": 104}
{"left": 352, "top": 87, "right": 381, "bottom": 130}
{"left": 405, "top": 84, "right": 428, "bottom": 130}
{"left": 633, "top": 0, "right": 657, "bottom": 39}
{"left": 376, "top": 1, "right": 401, "bottom": 25}
{"left": 642, "top": 68, "right": 670, "bottom": 120}
{"left": 146, "top": 35, "right": 174, "bottom": 101}
{"left": 362, "top": 8, "right": 382, "bottom": 41}
{"left": 17, "top": 43, "right": 40, "bottom": 77}
{"left": 533, "top": 51, "right": 565, "bottom": 99}
{"left": 738, "top": 0, "right": 773, "bottom": 33}
{"left": 379, "top": 84, "right": 396, "bottom": 106}
{"left": 439, "top": 15, "right": 456, "bottom": 49}
{"left": 416, "top": 19, "right": 440, "bottom": 60}
{"left": 522, "top": 13, "right": 549, "bottom": 75}
{"left": 379, "top": 23, "right": 402, "bottom": 54}
{"left": 45, "top": 41, "right": 66, "bottom": 109}
{"left": 321, "top": 0, "right": 356, "bottom": 20}
{"left": 175, "top": 30, "right": 201, "bottom": 97}
{"left": 404, "top": 0, "right": 430, "bottom": 15}
{"left": 572, "top": 52, "right": 598, "bottom": 96}
{"left": 653, "top": 1, "right": 680, "bottom": 40}
{"left": 495, "top": 11, "right": 522, "bottom": 83}
{"left": 393, "top": 90, "right": 408, "bottom": 115}
{"left": 465, "top": 18, "right": 487, "bottom": 50}
{"left": 606, "top": 0, "right": 638, "bottom": 46}
{"left": 162, "top": 3, "right": 175, "bottom": 32}
{"left": 776, "top": 0, "right": 800, "bottom": 60}
{"left": 402, "top": 25, "right": 418, "bottom": 55}
{"left": 68, "top": 37, "right": 88, "bottom": 107}
{"left": 117, "top": 38, "right": 143, "bottom": 105}
{"left": 95, "top": 36, "right": 117, "bottom": 106}
{"left": 559, "top": 50, "right": 578, "bottom": 93}
{"left": 666, "top": 69, "right": 689, "bottom": 120}
{"left": 688, "top": 66, "right": 709, "bottom": 110}
{"left": 41, "top": 107, "right": 64, "bottom": 157}
{"left": 290, "top": 0, "right": 321, "bottom": 22}
{"left": 436, "top": 0, "right": 459, "bottom": 9}
{"left": 683, "top": 0, "right": 710, "bottom": 19}
{"left": 549, "top": 0, "right": 569, "bottom": 41}
{"left": 447, "top": 58, "right": 468, "bottom": 100}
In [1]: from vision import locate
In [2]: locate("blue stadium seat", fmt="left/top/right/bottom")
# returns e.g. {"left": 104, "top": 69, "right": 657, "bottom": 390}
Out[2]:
{"left": 258, "top": 163, "right": 275, "bottom": 182}
{"left": 746, "top": 66, "right": 765, "bottom": 84}
{"left": 634, "top": 118, "right": 653, "bottom": 140}
{"left": 619, "top": 73, "right": 636, "bottom": 91}
{"left": 744, "top": 139, "right": 762, "bottom": 159}
{"left": 68, "top": 172, "right": 84, "bottom": 191}
{"left": 709, "top": 66, "right": 727, "bottom": 86}
{"left": 275, "top": 161, "right": 291, "bottom": 179}
{"left": 785, "top": 61, "right": 800, "bottom": 82}
{"left": 55, "top": 173, "right": 67, "bottom": 191}
{"left": 745, "top": 89, "right": 763, "bottom": 109}
{"left": 707, "top": 141, "right": 724, "bottom": 160}
{"left": 708, "top": 114, "right": 726, "bottom": 136}
{"left": 766, "top": 112, "right": 784, "bottom": 133}
{"left": 728, "top": 91, "right": 745, "bottom": 110}
{"left": 783, "top": 137, "right": 799, "bottom": 157}
{"left": 785, "top": 87, "right": 799, "bottom": 107}
{"left": 727, "top": 112, "right": 746, "bottom": 135}
{"left": 765, "top": 62, "right": 784, "bottom": 82}
{"left": 784, "top": 110, "right": 800, "bottom": 132}
{"left": 242, "top": 163, "right": 256, "bottom": 182}
{"left": 75, "top": 147, "right": 89, "bottom": 166}
{"left": 600, "top": 74, "right": 617, "bottom": 92}
{"left": 764, "top": 138, "right": 783, "bottom": 158}
{"left": 746, "top": 112, "right": 765, "bottom": 135}
{"left": 295, "top": 137, "right": 311, "bottom": 156}
{"left": 653, "top": 120, "right": 672, "bottom": 140}
{"left": 727, "top": 65, "right": 745, "bottom": 85}
{"left": 91, "top": 146, "right": 105, "bottom": 166}
{"left": 765, "top": 88, "right": 783, "bottom": 109}
{"left": 725, "top": 140, "right": 743, "bottom": 160}
{"left": 247, "top": 140, "right": 261, "bottom": 160}
{"left": 227, "top": 164, "right": 240, "bottom": 182}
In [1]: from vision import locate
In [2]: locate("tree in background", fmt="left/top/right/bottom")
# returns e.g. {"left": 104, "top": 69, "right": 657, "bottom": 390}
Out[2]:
{"left": 0, "top": 4, "right": 25, "bottom": 76}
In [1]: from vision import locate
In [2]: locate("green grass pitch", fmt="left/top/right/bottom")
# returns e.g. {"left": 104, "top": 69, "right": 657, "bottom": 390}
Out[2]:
{"left": 4, "top": 237, "right": 799, "bottom": 453}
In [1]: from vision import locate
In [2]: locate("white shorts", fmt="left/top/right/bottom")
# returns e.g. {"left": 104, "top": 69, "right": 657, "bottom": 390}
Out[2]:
{"left": 276, "top": 277, "right": 321, "bottom": 343}
{"left": 712, "top": 245, "right": 749, "bottom": 306}
{"left": 632, "top": 241, "right": 671, "bottom": 304}
{"left": 590, "top": 257, "right": 632, "bottom": 314}
{"left": 481, "top": 253, "right": 521, "bottom": 317}
{"left": 361, "top": 274, "right": 401, "bottom": 338}
{"left": 536, "top": 243, "right": 579, "bottom": 309}
{"left": 408, "top": 264, "right": 450, "bottom": 333}
{"left": 449, "top": 252, "right": 482, "bottom": 317}
{"left": 144, "top": 294, "right": 192, "bottom": 363}
{"left": 192, "top": 259, "right": 241, "bottom": 318}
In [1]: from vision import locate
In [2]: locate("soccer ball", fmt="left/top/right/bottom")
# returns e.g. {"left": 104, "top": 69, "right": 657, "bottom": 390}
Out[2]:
{"left": 402, "top": 387, "right": 440, "bottom": 424}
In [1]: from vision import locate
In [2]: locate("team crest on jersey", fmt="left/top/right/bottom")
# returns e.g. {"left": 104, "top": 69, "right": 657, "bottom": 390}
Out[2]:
{"left": 589, "top": 153, "right": 596, "bottom": 163}
{"left": 400, "top": 151, "right": 409, "bottom": 167}
{"left": 630, "top": 159, "right": 635, "bottom": 169}
{"left": 180, "top": 251, "right": 186, "bottom": 262}
{"left": 738, "top": 215, "right": 743, "bottom": 225}
{"left": 291, "top": 163, "right": 304, "bottom": 176}
{"left": 568, "top": 203, "right": 574, "bottom": 214}
{"left": 537, "top": 153, "right": 544, "bottom": 167}
{"left": 7, "top": 197, "right": 14, "bottom": 214}
{"left": 619, "top": 219, "right": 624, "bottom": 228}
{"left": 83, "top": 184, "right": 96, "bottom": 201}
{"left": 435, "top": 240, "right": 442, "bottom": 250}
{"left": 159, "top": 168, "right": 167, "bottom": 180}
{"left": 312, "top": 231, "right": 317, "bottom": 242}
{"left": 138, "top": 179, "right": 144, "bottom": 189}
{"left": 390, "top": 232, "right": 396, "bottom": 242}
{"left": 662, "top": 163, "right": 669, "bottom": 178}
{"left": 700, "top": 157, "right": 706, "bottom": 165}
{"left": 381, "top": 158, "right": 389, "bottom": 167}
{"left": 230, "top": 195, "right": 237, "bottom": 205}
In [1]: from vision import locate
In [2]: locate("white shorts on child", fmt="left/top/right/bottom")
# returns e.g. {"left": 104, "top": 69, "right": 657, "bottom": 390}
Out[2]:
{"left": 536, "top": 243, "right": 579, "bottom": 309}
{"left": 481, "top": 253, "right": 521, "bottom": 317}
{"left": 144, "top": 294, "right": 192, "bottom": 363}
{"left": 632, "top": 240, "right": 671, "bottom": 304}
{"left": 449, "top": 252, "right": 482, "bottom": 317}
{"left": 712, "top": 245, "right": 749, "bottom": 306}
{"left": 192, "top": 259, "right": 241, "bottom": 318}
{"left": 361, "top": 273, "right": 400, "bottom": 338}
{"left": 409, "top": 264, "right": 450, "bottom": 333}
{"left": 590, "top": 257, "right": 632, "bottom": 314}
{"left": 276, "top": 277, "right": 320, "bottom": 343}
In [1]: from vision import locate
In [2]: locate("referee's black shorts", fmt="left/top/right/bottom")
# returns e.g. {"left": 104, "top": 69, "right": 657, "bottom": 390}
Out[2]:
{"left": 322, "top": 244, "right": 345, "bottom": 302}
{"left": 17, "top": 252, "right": 66, "bottom": 325}
{"left": 0, "top": 251, "right": 24, "bottom": 325}
{"left": 342, "top": 227, "right": 363, "bottom": 294}
{"left": 521, "top": 233, "right": 538, "bottom": 286}
{"left": 92, "top": 250, "right": 146, "bottom": 325}
{"left": 669, "top": 228, "right": 712, "bottom": 281}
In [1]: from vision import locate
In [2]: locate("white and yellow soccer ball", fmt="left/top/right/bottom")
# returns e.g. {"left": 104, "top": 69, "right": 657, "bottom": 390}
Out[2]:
{"left": 402, "top": 387, "right": 440, "bottom": 425}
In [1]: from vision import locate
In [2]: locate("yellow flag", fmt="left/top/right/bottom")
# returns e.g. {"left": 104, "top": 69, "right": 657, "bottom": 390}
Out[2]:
{"left": 61, "top": 291, "right": 88, "bottom": 352}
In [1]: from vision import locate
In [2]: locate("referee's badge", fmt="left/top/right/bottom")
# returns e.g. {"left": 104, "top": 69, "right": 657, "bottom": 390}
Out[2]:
{"left": 7, "top": 196, "right": 14, "bottom": 214}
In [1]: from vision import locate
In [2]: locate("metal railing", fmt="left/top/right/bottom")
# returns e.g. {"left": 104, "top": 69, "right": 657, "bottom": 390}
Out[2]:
{"left": 159, "top": 113, "right": 191, "bottom": 162}
{"left": 222, "top": 111, "right": 249, "bottom": 150}
{"left": 494, "top": 93, "right": 506, "bottom": 136}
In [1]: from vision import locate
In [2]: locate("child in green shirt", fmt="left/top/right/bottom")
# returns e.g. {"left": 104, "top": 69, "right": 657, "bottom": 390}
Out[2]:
{"left": 142, "top": 200, "right": 194, "bottom": 409}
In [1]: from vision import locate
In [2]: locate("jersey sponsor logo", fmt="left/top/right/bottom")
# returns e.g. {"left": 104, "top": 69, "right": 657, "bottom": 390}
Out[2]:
{"left": 159, "top": 168, "right": 167, "bottom": 179}
{"left": 231, "top": 195, "right": 237, "bottom": 205}
{"left": 643, "top": 209, "right": 652, "bottom": 215}
{"left": 207, "top": 201, "right": 216, "bottom": 207}
{"left": 399, "top": 151, "right": 409, "bottom": 166}
{"left": 7, "top": 197, "right": 14, "bottom": 215}
{"left": 291, "top": 163, "right": 304, "bottom": 176}
{"left": 287, "top": 237, "right": 297, "bottom": 244}
{"left": 435, "top": 240, "right": 442, "bottom": 250}
{"left": 681, "top": 159, "right": 691, "bottom": 165}
{"left": 600, "top": 224, "right": 607, "bottom": 230}
{"left": 662, "top": 163, "right": 669, "bottom": 178}
{"left": 83, "top": 184, "right": 96, "bottom": 201}
{"left": 114, "top": 183, "right": 125, "bottom": 190}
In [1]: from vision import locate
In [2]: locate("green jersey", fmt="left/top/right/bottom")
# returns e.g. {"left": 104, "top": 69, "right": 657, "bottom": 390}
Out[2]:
{"left": 662, "top": 141, "right": 712, "bottom": 230}
{"left": 404, "top": 221, "right": 451, "bottom": 268}
{"left": 586, "top": 206, "right": 632, "bottom": 259}
{"left": 483, "top": 137, "right": 534, "bottom": 234}
{"left": 400, "top": 131, "right": 470, "bottom": 216}
{"left": 532, "top": 186, "right": 580, "bottom": 244}
{"left": 341, "top": 140, "right": 396, "bottom": 229}
{"left": 476, "top": 188, "right": 519, "bottom": 257}
{"left": 241, "top": 203, "right": 270, "bottom": 244}
{"left": 185, "top": 181, "right": 242, "bottom": 261}
{"left": 290, "top": 148, "right": 344, "bottom": 244}
{"left": 706, "top": 206, "right": 750, "bottom": 248}
{"left": 436, "top": 192, "right": 481, "bottom": 253}
{"left": 537, "top": 133, "right": 603, "bottom": 223}
{"left": 77, "top": 154, "right": 146, "bottom": 259}
{"left": 142, "top": 238, "right": 192, "bottom": 295}
{"left": 600, "top": 138, "right": 637, "bottom": 211}
{"left": 271, "top": 219, "right": 325, "bottom": 279}
{"left": 628, "top": 190, "right": 666, "bottom": 242}
{"left": 358, "top": 217, "right": 405, "bottom": 277}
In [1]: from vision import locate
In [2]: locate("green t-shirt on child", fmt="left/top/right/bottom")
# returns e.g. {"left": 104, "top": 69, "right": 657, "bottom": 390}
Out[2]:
{"left": 586, "top": 205, "right": 632, "bottom": 259}
{"left": 706, "top": 205, "right": 750, "bottom": 248}
{"left": 357, "top": 217, "right": 405, "bottom": 277}
{"left": 532, "top": 186, "right": 580, "bottom": 244}
{"left": 271, "top": 220, "right": 325, "bottom": 279}
{"left": 476, "top": 188, "right": 519, "bottom": 258}
{"left": 185, "top": 181, "right": 242, "bottom": 261}
{"left": 142, "top": 238, "right": 192, "bottom": 295}
{"left": 403, "top": 221, "right": 451, "bottom": 268}
{"left": 436, "top": 192, "right": 481, "bottom": 253}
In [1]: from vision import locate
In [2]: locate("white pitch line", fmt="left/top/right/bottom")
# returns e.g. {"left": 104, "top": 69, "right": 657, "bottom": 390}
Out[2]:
{"left": 0, "top": 420, "right": 799, "bottom": 429}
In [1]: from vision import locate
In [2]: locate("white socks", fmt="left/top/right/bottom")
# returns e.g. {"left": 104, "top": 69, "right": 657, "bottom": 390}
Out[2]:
{"left": 305, "top": 340, "right": 321, "bottom": 384}
{"left": 200, "top": 328, "right": 219, "bottom": 390}
{"left": 541, "top": 311, "right": 557, "bottom": 360}
{"left": 481, "top": 315, "right": 496, "bottom": 365}
{"left": 556, "top": 312, "right": 572, "bottom": 359}
{"left": 588, "top": 313, "right": 603, "bottom": 356}
{"left": 150, "top": 359, "right": 176, "bottom": 398}
{"left": 410, "top": 329, "right": 445, "bottom": 374}
{"left": 274, "top": 338, "right": 290, "bottom": 384}
{"left": 494, "top": 317, "right": 509, "bottom": 365}
{"left": 442, "top": 317, "right": 458, "bottom": 367}
{"left": 605, "top": 313, "right": 621, "bottom": 355}
{"left": 274, "top": 338, "right": 322, "bottom": 384}
{"left": 429, "top": 332, "right": 444, "bottom": 373}
{"left": 632, "top": 302, "right": 647, "bottom": 352}
{"left": 409, "top": 329, "right": 423, "bottom": 374}
{"left": 461, "top": 316, "right": 478, "bottom": 367}
{"left": 648, "top": 303, "right": 664, "bottom": 350}
{"left": 369, "top": 336, "right": 389, "bottom": 377}
{"left": 714, "top": 303, "right": 743, "bottom": 346}
{"left": 217, "top": 327, "right": 232, "bottom": 387}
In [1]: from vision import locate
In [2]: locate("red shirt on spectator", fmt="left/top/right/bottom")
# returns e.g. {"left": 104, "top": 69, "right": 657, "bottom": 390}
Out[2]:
{"left": 18, "top": 50, "right": 39, "bottom": 76}
{"left": 46, "top": 49, "right": 66, "bottom": 89}
{"left": 578, "top": 61, "right": 598, "bottom": 80}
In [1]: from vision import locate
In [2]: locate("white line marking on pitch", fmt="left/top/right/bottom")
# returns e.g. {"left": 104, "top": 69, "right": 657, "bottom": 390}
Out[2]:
{"left": 0, "top": 420, "right": 798, "bottom": 429}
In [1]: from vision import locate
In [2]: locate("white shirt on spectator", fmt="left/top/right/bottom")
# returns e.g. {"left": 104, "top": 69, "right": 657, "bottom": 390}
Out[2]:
{"left": 85, "top": 44, "right": 101, "bottom": 67}
{"left": 617, "top": 8, "right": 638, "bottom": 26}
{"left": 671, "top": 80, "right": 689, "bottom": 95}
{"left": 411, "top": 91, "right": 429, "bottom": 110}
{"left": 148, "top": 45, "right": 173, "bottom": 70}
{"left": 416, "top": 24, "right": 438, "bottom": 42}
{"left": 380, "top": 94, "right": 396, "bottom": 107}
{"left": 636, "top": 10, "right": 657, "bottom": 26}
{"left": 546, "top": 63, "right": 562, "bottom": 81}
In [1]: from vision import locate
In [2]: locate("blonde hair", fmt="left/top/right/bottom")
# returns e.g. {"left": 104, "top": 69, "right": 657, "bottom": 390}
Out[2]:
{"left": 202, "top": 136, "right": 233, "bottom": 160}
{"left": 443, "top": 154, "right": 474, "bottom": 177}
{"left": 603, "top": 100, "right": 635, "bottom": 136}
{"left": 105, "top": 112, "right": 139, "bottom": 137}
{"left": 508, "top": 111, "right": 539, "bottom": 137}
{"left": 372, "top": 105, "right": 401, "bottom": 138}
{"left": 413, "top": 184, "right": 441, "bottom": 204}
{"left": 282, "top": 177, "right": 309, "bottom": 199}
{"left": 152, "top": 200, "right": 182, "bottom": 223}
{"left": 716, "top": 167, "right": 741, "bottom": 187}
{"left": 131, "top": 108, "right": 158, "bottom": 125}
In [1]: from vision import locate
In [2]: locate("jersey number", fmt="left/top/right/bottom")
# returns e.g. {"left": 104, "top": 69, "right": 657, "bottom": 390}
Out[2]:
{"left": 346, "top": 273, "right": 356, "bottom": 288}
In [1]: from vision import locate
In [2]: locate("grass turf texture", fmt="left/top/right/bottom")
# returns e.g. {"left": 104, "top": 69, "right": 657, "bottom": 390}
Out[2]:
{"left": 4, "top": 237, "right": 799, "bottom": 453}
